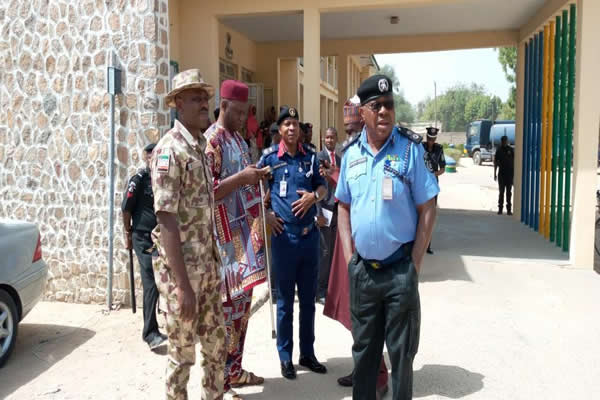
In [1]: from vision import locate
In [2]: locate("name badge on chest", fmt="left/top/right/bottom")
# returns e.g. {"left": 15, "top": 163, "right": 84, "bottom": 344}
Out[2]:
{"left": 383, "top": 176, "right": 393, "bottom": 200}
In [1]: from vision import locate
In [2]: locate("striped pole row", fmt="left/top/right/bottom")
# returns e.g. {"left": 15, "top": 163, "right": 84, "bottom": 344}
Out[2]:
{"left": 521, "top": 4, "right": 576, "bottom": 252}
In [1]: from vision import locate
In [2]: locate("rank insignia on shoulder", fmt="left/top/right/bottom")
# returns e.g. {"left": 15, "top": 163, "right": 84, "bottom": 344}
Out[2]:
{"left": 398, "top": 126, "right": 422, "bottom": 144}
{"left": 263, "top": 145, "right": 278, "bottom": 156}
{"left": 157, "top": 154, "right": 170, "bottom": 173}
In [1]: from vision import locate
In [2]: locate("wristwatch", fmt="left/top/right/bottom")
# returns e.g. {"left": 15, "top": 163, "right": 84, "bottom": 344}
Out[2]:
{"left": 314, "top": 191, "right": 322, "bottom": 202}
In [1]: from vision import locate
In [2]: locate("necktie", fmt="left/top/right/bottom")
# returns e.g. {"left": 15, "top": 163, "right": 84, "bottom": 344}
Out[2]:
{"left": 330, "top": 151, "right": 335, "bottom": 167}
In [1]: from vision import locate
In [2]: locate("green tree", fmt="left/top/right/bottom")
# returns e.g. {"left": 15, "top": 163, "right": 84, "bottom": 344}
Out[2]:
{"left": 380, "top": 65, "right": 415, "bottom": 124}
{"left": 496, "top": 46, "right": 517, "bottom": 119}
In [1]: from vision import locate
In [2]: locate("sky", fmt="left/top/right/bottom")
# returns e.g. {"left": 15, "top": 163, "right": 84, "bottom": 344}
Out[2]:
{"left": 375, "top": 48, "right": 512, "bottom": 106}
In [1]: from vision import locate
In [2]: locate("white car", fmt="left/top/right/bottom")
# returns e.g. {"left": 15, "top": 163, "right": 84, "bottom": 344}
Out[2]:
{"left": 0, "top": 219, "right": 48, "bottom": 367}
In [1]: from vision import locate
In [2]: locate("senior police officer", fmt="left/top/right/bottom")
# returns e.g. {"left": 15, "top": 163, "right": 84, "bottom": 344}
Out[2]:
{"left": 151, "top": 69, "right": 226, "bottom": 400}
{"left": 258, "top": 107, "right": 328, "bottom": 380}
{"left": 121, "top": 142, "right": 166, "bottom": 351}
{"left": 336, "top": 75, "right": 439, "bottom": 400}
{"left": 422, "top": 126, "right": 446, "bottom": 255}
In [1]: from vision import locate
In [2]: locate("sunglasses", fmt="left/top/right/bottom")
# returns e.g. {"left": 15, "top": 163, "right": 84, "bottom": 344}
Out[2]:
{"left": 365, "top": 100, "right": 394, "bottom": 112}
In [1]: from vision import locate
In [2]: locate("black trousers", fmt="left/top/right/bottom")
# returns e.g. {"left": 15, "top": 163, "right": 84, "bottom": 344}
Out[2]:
{"left": 132, "top": 231, "right": 160, "bottom": 343}
{"left": 349, "top": 250, "right": 420, "bottom": 400}
{"left": 317, "top": 208, "right": 337, "bottom": 298}
{"left": 498, "top": 175, "right": 513, "bottom": 210}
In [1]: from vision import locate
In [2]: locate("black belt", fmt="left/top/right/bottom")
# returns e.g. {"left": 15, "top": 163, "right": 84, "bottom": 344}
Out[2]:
{"left": 284, "top": 221, "right": 317, "bottom": 236}
{"left": 358, "top": 241, "right": 414, "bottom": 270}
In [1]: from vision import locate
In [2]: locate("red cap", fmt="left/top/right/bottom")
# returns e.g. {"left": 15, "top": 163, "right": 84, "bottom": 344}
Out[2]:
{"left": 220, "top": 80, "right": 249, "bottom": 102}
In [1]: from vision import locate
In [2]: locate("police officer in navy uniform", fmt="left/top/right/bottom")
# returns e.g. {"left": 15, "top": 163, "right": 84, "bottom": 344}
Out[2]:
{"left": 494, "top": 135, "right": 514, "bottom": 215}
{"left": 422, "top": 126, "right": 445, "bottom": 254}
{"left": 336, "top": 75, "right": 439, "bottom": 400}
{"left": 258, "top": 107, "right": 328, "bottom": 380}
{"left": 121, "top": 143, "right": 166, "bottom": 351}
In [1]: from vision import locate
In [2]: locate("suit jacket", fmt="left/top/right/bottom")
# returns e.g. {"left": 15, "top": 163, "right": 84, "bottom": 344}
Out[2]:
{"left": 317, "top": 149, "right": 341, "bottom": 211}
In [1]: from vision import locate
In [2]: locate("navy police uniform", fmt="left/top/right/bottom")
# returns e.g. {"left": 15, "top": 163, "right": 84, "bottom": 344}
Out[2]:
{"left": 121, "top": 146, "right": 161, "bottom": 345}
{"left": 336, "top": 75, "right": 439, "bottom": 400}
{"left": 422, "top": 127, "right": 446, "bottom": 182}
{"left": 257, "top": 108, "right": 326, "bottom": 365}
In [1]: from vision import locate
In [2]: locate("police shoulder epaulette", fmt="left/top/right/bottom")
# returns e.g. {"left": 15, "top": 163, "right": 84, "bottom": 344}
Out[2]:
{"left": 262, "top": 145, "right": 278, "bottom": 157}
{"left": 398, "top": 126, "right": 422, "bottom": 144}
{"left": 341, "top": 133, "right": 361, "bottom": 153}
{"left": 302, "top": 143, "right": 317, "bottom": 154}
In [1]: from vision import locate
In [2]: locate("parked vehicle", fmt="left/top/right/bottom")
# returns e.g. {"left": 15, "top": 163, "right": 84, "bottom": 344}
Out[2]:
{"left": 465, "top": 119, "right": 515, "bottom": 165}
{"left": 0, "top": 219, "right": 48, "bottom": 367}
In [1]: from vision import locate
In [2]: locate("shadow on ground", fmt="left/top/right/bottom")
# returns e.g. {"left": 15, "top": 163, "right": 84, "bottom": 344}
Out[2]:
{"left": 0, "top": 323, "right": 95, "bottom": 398}
{"left": 414, "top": 364, "right": 484, "bottom": 398}
{"left": 241, "top": 357, "right": 484, "bottom": 399}
{"left": 434, "top": 208, "right": 568, "bottom": 261}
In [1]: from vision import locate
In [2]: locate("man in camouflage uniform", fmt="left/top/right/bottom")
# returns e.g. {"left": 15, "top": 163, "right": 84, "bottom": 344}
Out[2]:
{"left": 151, "top": 69, "right": 226, "bottom": 400}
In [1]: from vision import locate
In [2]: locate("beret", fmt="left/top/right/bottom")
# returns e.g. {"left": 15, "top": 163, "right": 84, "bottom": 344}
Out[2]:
{"left": 269, "top": 122, "right": 279, "bottom": 135}
{"left": 277, "top": 106, "right": 300, "bottom": 125}
{"left": 357, "top": 74, "right": 393, "bottom": 105}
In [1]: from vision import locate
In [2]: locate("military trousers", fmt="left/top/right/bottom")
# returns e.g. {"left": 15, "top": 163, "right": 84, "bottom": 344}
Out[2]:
{"left": 132, "top": 231, "right": 160, "bottom": 344}
{"left": 271, "top": 227, "right": 319, "bottom": 362}
{"left": 349, "top": 250, "right": 421, "bottom": 400}
{"left": 154, "top": 256, "right": 226, "bottom": 400}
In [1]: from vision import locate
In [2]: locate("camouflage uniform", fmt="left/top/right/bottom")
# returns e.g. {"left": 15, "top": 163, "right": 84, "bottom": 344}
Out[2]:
{"left": 151, "top": 119, "right": 226, "bottom": 400}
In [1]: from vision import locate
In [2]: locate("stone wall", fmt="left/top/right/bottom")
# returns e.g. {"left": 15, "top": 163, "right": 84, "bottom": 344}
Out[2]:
{"left": 0, "top": 0, "right": 171, "bottom": 304}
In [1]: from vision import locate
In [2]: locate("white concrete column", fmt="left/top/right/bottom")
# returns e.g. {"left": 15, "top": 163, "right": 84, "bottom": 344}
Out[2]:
{"left": 513, "top": 41, "right": 526, "bottom": 219}
{"left": 303, "top": 7, "right": 321, "bottom": 150}
{"left": 570, "top": 0, "right": 600, "bottom": 268}
{"left": 336, "top": 54, "right": 349, "bottom": 138}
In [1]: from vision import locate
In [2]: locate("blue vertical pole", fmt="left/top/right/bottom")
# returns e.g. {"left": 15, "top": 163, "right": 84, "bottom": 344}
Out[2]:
{"left": 529, "top": 34, "right": 538, "bottom": 228}
{"left": 526, "top": 36, "right": 537, "bottom": 226}
{"left": 521, "top": 42, "right": 530, "bottom": 224}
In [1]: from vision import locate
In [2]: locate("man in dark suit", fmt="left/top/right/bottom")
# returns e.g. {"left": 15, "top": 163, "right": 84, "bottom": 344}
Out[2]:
{"left": 316, "top": 127, "right": 341, "bottom": 303}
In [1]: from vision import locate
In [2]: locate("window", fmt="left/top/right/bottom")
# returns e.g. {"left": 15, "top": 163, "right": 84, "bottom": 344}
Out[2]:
{"left": 241, "top": 68, "right": 254, "bottom": 83}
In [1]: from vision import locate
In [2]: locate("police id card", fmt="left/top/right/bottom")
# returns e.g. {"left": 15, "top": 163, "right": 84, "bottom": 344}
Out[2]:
{"left": 383, "top": 176, "right": 393, "bottom": 200}
{"left": 279, "top": 180, "right": 287, "bottom": 197}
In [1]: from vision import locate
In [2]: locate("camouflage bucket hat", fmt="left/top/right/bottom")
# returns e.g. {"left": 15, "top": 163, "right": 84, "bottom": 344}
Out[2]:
{"left": 165, "top": 69, "right": 215, "bottom": 108}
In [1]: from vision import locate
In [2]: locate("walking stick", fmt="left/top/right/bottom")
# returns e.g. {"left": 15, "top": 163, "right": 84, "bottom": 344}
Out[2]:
{"left": 259, "top": 179, "right": 277, "bottom": 339}
{"left": 128, "top": 248, "right": 136, "bottom": 314}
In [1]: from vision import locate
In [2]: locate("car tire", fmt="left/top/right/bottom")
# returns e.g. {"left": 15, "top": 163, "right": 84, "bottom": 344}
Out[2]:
{"left": 0, "top": 289, "right": 18, "bottom": 368}
{"left": 473, "top": 151, "right": 482, "bottom": 166}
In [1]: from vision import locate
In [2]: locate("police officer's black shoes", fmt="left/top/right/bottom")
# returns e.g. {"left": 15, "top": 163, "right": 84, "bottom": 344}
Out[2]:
{"left": 280, "top": 361, "right": 297, "bottom": 379}
{"left": 497, "top": 208, "right": 503, "bottom": 215}
{"left": 507, "top": 208, "right": 513, "bottom": 216}
{"left": 426, "top": 248, "right": 434, "bottom": 255}
{"left": 337, "top": 371, "right": 353, "bottom": 387}
{"left": 148, "top": 333, "right": 167, "bottom": 351}
{"left": 299, "top": 355, "right": 327, "bottom": 374}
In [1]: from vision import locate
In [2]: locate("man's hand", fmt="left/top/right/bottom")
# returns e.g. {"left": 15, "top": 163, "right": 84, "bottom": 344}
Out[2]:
{"left": 125, "top": 231, "right": 132, "bottom": 250}
{"left": 316, "top": 215, "right": 328, "bottom": 228}
{"left": 266, "top": 210, "right": 284, "bottom": 235}
{"left": 175, "top": 285, "right": 196, "bottom": 321}
{"left": 241, "top": 165, "right": 271, "bottom": 185}
{"left": 292, "top": 190, "right": 316, "bottom": 218}
{"left": 411, "top": 250, "right": 422, "bottom": 275}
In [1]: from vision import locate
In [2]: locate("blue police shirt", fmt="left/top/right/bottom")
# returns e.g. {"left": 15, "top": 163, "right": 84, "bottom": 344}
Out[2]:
{"left": 258, "top": 143, "right": 326, "bottom": 227}
{"left": 335, "top": 126, "right": 439, "bottom": 260}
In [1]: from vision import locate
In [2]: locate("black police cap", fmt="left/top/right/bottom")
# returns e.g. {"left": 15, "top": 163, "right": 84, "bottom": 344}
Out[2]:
{"left": 144, "top": 143, "right": 156, "bottom": 152}
{"left": 357, "top": 74, "right": 393, "bottom": 106}
{"left": 277, "top": 106, "right": 300, "bottom": 126}
{"left": 426, "top": 127, "right": 439, "bottom": 138}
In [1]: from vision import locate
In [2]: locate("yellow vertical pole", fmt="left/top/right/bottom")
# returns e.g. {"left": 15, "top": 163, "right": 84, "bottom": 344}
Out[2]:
{"left": 539, "top": 25, "right": 549, "bottom": 235}
{"left": 544, "top": 22, "right": 555, "bottom": 239}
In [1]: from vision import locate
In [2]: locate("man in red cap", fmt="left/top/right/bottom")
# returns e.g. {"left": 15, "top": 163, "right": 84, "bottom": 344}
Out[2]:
{"left": 204, "top": 80, "right": 271, "bottom": 400}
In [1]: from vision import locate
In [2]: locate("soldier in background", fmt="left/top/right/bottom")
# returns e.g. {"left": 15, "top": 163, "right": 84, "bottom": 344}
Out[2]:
{"left": 494, "top": 135, "right": 514, "bottom": 215}
{"left": 121, "top": 142, "right": 166, "bottom": 351}
{"left": 422, "top": 127, "right": 445, "bottom": 254}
